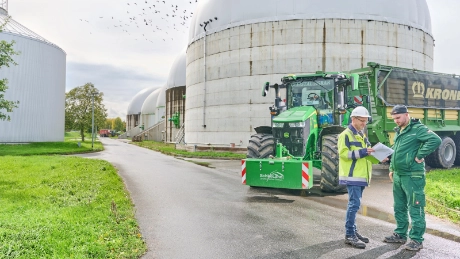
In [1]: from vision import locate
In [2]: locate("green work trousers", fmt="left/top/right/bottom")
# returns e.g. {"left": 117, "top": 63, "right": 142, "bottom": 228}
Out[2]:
{"left": 393, "top": 173, "right": 426, "bottom": 243}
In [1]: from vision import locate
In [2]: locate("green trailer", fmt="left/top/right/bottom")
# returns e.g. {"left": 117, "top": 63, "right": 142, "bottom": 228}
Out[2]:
{"left": 243, "top": 62, "right": 460, "bottom": 192}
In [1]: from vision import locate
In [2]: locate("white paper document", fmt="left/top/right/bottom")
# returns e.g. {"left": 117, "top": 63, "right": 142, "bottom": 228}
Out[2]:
{"left": 370, "top": 142, "right": 394, "bottom": 162}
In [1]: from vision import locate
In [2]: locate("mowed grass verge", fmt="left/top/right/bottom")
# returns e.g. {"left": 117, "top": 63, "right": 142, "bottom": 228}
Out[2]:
{"left": 426, "top": 169, "right": 460, "bottom": 224}
{"left": 132, "top": 140, "right": 246, "bottom": 160}
{"left": 0, "top": 155, "right": 146, "bottom": 258}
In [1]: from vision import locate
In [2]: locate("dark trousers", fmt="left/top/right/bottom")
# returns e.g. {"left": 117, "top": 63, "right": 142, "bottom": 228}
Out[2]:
{"left": 393, "top": 173, "right": 426, "bottom": 243}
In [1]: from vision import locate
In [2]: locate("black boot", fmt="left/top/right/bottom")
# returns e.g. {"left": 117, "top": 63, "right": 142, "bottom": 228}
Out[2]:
{"left": 383, "top": 233, "right": 407, "bottom": 244}
{"left": 345, "top": 235, "right": 366, "bottom": 249}
{"left": 356, "top": 232, "right": 369, "bottom": 243}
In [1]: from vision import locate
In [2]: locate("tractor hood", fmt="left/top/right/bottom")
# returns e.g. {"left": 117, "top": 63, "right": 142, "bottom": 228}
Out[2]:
{"left": 273, "top": 106, "right": 317, "bottom": 123}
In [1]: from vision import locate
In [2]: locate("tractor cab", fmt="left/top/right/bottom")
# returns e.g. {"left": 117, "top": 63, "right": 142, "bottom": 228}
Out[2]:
{"left": 281, "top": 73, "right": 359, "bottom": 128}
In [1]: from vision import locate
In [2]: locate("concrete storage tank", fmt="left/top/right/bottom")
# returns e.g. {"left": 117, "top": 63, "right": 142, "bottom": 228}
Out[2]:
{"left": 126, "top": 86, "right": 160, "bottom": 131}
{"left": 140, "top": 87, "right": 163, "bottom": 128}
{"left": 155, "top": 85, "right": 166, "bottom": 124}
{"left": 185, "top": 0, "right": 433, "bottom": 147}
{"left": 0, "top": 6, "right": 66, "bottom": 142}
{"left": 165, "top": 50, "right": 186, "bottom": 143}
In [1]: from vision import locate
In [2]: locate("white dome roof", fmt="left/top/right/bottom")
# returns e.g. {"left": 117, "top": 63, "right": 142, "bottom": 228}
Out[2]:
{"left": 188, "top": 0, "right": 432, "bottom": 45}
{"left": 156, "top": 85, "right": 166, "bottom": 108}
{"left": 127, "top": 86, "right": 160, "bottom": 115}
{"left": 166, "top": 49, "right": 186, "bottom": 89}
{"left": 141, "top": 87, "right": 162, "bottom": 115}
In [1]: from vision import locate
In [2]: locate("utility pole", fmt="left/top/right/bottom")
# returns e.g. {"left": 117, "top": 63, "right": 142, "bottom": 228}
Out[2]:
{"left": 91, "top": 91, "right": 99, "bottom": 149}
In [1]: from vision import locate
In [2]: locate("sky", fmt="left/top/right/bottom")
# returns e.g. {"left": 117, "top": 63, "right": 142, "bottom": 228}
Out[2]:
{"left": 5, "top": 0, "right": 460, "bottom": 119}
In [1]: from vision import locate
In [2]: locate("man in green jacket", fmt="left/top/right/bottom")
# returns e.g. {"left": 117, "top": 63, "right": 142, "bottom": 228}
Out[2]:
{"left": 384, "top": 105, "right": 441, "bottom": 251}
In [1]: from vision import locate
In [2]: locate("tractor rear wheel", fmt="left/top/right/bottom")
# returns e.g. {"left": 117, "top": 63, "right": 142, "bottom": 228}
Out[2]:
{"left": 247, "top": 133, "right": 275, "bottom": 158}
{"left": 320, "top": 134, "right": 347, "bottom": 193}
{"left": 425, "top": 136, "right": 456, "bottom": 169}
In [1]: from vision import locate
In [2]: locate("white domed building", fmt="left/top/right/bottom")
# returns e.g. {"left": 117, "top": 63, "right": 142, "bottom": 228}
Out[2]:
{"left": 125, "top": 86, "right": 160, "bottom": 133}
{"left": 165, "top": 50, "right": 186, "bottom": 143}
{"left": 0, "top": 6, "right": 66, "bottom": 142}
{"left": 185, "top": 0, "right": 433, "bottom": 147}
{"left": 136, "top": 85, "right": 167, "bottom": 141}
{"left": 140, "top": 86, "right": 164, "bottom": 128}
{"left": 155, "top": 86, "right": 166, "bottom": 124}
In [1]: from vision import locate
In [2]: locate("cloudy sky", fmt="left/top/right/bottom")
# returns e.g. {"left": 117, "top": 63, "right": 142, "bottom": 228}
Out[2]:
{"left": 8, "top": 0, "right": 196, "bottom": 119}
{"left": 5, "top": 0, "right": 459, "bottom": 119}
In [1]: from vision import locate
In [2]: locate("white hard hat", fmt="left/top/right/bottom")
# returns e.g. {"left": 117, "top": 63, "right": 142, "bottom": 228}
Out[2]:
{"left": 351, "top": 106, "right": 371, "bottom": 117}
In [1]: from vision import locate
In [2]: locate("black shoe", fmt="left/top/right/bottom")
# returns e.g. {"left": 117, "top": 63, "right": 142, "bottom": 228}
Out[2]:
{"left": 404, "top": 240, "right": 423, "bottom": 251}
{"left": 345, "top": 235, "right": 366, "bottom": 249}
{"left": 355, "top": 232, "right": 369, "bottom": 243}
{"left": 383, "top": 233, "right": 407, "bottom": 243}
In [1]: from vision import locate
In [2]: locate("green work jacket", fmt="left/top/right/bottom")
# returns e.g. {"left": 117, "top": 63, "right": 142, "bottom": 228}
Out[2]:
{"left": 338, "top": 125, "right": 373, "bottom": 186}
{"left": 389, "top": 118, "right": 441, "bottom": 175}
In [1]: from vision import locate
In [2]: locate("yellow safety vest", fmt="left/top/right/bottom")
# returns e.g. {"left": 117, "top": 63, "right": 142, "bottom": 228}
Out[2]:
{"left": 338, "top": 127, "right": 372, "bottom": 186}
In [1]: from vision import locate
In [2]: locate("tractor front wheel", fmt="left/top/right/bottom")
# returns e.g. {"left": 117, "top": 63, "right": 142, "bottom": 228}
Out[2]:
{"left": 320, "top": 134, "right": 347, "bottom": 193}
{"left": 247, "top": 133, "right": 275, "bottom": 158}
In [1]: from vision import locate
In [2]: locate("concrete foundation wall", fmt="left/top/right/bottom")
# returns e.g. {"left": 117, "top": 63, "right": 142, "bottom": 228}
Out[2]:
{"left": 143, "top": 121, "right": 166, "bottom": 142}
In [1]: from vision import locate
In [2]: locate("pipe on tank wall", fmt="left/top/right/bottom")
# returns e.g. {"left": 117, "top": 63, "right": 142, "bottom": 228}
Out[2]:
{"left": 200, "top": 17, "right": 217, "bottom": 128}
{"left": 203, "top": 30, "right": 207, "bottom": 128}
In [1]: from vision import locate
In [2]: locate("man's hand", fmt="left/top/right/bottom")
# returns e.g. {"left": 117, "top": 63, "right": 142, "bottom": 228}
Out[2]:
{"left": 389, "top": 171, "right": 393, "bottom": 182}
{"left": 366, "top": 148, "right": 375, "bottom": 155}
{"left": 415, "top": 157, "right": 425, "bottom": 163}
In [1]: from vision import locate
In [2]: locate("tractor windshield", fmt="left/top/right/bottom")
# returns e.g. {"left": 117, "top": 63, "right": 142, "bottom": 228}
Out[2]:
{"left": 289, "top": 78, "right": 335, "bottom": 109}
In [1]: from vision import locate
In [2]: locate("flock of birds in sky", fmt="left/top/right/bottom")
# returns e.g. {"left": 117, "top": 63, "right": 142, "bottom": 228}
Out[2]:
{"left": 80, "top": 0, "right": 198, "bottom": 43}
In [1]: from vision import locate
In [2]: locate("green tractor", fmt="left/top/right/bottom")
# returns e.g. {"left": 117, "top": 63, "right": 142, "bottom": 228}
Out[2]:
{"left": 243, "top": 62, "right": 460, "bottom": 192}
{"left": 243, "top": 72, "right": 360, "bottom": 192}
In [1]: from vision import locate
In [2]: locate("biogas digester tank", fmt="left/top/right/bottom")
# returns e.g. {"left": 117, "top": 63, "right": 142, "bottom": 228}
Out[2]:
{"left": 185, "top": 0, "right": 433, "bottom": 147}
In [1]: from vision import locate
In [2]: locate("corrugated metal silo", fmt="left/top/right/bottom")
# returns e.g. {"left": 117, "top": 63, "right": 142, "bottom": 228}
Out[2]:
{"left": 185, "top": 0, "right": 433, "bottom": 147}
{"left": 0, "top": 7, "right": 66, "bottom": 142}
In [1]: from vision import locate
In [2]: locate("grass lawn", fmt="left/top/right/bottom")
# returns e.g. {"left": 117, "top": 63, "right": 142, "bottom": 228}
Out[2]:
{"left": 0, "top": 155, "right": 146, "bottom": 258}
{"left": 426, "top": 169, "right": 460, "bottom": 224}
{"left": 0, "top": 132, "right": 103, "bottom": 156}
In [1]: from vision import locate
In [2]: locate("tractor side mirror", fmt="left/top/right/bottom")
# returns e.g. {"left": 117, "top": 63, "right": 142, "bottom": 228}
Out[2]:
{"left": 262, "top": 82, "right": 270, "bottom": 97}
{"left": 350, "top": 73, "right": 359, "bottom": 90}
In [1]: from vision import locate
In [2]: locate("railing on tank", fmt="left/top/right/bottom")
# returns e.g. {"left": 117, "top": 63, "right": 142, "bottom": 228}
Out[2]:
{"left": 174, "top": 124, "right": 185, "bottom": 144}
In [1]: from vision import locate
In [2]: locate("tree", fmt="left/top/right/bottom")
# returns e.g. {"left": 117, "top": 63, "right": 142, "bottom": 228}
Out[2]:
{"left": 0, "top": 19, "right": 20, "bottom": 121}
{"left": 65, "top": 83, "right": 107, "bottom": 141}
{"left": 105, "top": 118, "right": 114, "bottom": 129}
{"left": 112, "top": 117, "right": 124, "bottom": 132}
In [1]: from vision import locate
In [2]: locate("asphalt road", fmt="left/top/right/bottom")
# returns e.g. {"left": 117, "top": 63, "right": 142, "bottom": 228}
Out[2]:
{"left": 78, "top": 138, "right": 460, "bottom": 259}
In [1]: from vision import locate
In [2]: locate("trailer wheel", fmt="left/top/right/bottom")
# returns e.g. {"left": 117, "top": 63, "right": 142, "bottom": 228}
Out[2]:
{"left": 247, "top": 133, "right": 275, "bottom": 158}
{"left": 320, "top": 134, "right": 347, "bottom": 193}
{"left": 425, "top": 136, "right": 456, "bottom": 169}
{"left": 452, "top": 135, "right": 460, "bottom": 166}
